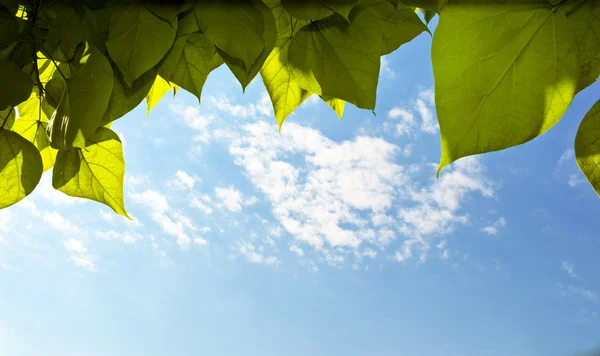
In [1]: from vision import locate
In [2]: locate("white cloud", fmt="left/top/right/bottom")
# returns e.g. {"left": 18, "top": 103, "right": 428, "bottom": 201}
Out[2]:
{"left": 95, "top": 230, "right": 143, "bottom": 244}
{"left": 228, "top": 120, "right": 494, "bottom": 265}
{"left": 561, "top": 261, "right": 577, "bottom": 278}
{"left": 555, "top": 149, "right": 574, "bottom": 177}
{"left": 129, "top": 189, "right": 200, "bottom": 247}
{"left": 42, "top": 211, "right": 79, "bottom": 233}
{"left": 415, "top": 88, "right": 438, "bottom": 133}
{"left": 568, "top": 173, "right": 584, "bottom": 187}
{"left": 35, "top": 175, "right": 84, "bottom": 205}
{"left": 207, "top": 95, "right": 272, "bottom": 119}
{"left": 566, "top": 286, "right": 598, "bottom": 301}
{"left": 63, "top": 239, "right": 96, "bottom": 272}
{"left": 388, "top": 107, "right": 416, "bottom": 136}
{"left": 481, "top": 217, "right": 506, "bottom": 235}
{"left": 237, "top": 241, "right": 279, "bottom": 265}
{"left": 190, "top": 196, "right": 213, "bottom": 214}
{"left": 171, "top": 105, "right": 214, "bottom": 143}
{"left": 380, "top": 56, "right": 396, "bottom": 79}
{"left": 214, "top": 186, "right": 248, "bottom": 212}
{"left": 289, "top": 244, "right": 304, "bottom": 256}
{"left": 168, "top": 170, "right": 200, "bottom": 190}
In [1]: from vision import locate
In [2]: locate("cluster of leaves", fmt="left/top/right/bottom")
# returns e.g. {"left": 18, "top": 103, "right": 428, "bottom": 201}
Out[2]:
{"left": 0, "top": 0, "right": 598, "bottom": 217}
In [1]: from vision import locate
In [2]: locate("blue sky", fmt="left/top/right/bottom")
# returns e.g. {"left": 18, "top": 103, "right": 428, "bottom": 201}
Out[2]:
{"left": 2, "top": 20, "right": 600, "bottom": 356}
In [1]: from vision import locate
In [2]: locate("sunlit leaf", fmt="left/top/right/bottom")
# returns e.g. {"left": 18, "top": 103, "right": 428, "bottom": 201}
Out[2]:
{"left": 260, "top": 2, "right": 311, "bottom": 128}
{"left": 321, "top": 95, "right": 345, "bottom": 119}
{"left": 0, "top": 107, "right": 15, "bottom": 130}
{"left": 101, "top": 66, "right": 155, "bottom": 126}
{"left": 53, "top": 127, "right": 128, "bottom": 217}
{"left": 47, "top": 43, "right": 113, "bottom": 149}
{"left": 158, "top": 32, "right": 220, "bottom": 100}
{"left": 575, "top": 100, "right": 600, "bottom": 196}
{"left": 12, "top": 117, "right": 57, "bottom": 171}
{"left": 0, "top": 129, "right": 43, "bottom": 209}
{"left": 146, "top": 74, "right": 177, "bottom": 115}
{"left": 195, "top": 1, "right": 266, "bottom": 75}
{"left": 106, "top": 3, "right": 177, "bottom": 86}
{"left": 288, "top": 13, "right": 381, "bottom": 110}
{"left": 432, "top": 1, "right": 580, "bottom": 174}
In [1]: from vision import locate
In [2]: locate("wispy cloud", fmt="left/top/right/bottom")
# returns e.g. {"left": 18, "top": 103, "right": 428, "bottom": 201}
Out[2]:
{"left": 63, "top": 238, "right": 96, "bottom": 272}
{"left": 481, "top": 217, "right": 507, "bottom": 235}
{"left": 561, "top": 261, "right": 577, "bottom": 278}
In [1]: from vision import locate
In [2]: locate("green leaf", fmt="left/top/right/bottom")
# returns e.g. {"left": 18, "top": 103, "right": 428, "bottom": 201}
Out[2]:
{"left": 217, "top": 0, "right": 276, "bottom": 89}
{"left": 563, "top": 0, "right": 600, "bottom": 92}
{"left": 42, "top": 5, "right": 83, "bottom": 61}
{"left": 52, "top": 127, "right": 128, "bottom": 217}
{"left": 36, "top": 54, "right": 71, "bottom": 85}
{"left": 575, "top": 99, "right": 600, "bottom": 196}
{"left": 146, "top": 74, "right": 177, "bottom": 115}
{"left": 321, "top": 95, "right": 345, "bottom": 119}
{"left": 101, "top": 66, "right": 155, "bottom": 126}
{"left": 259, "top": 3, "right": 311, "bottom": 128}
{"left": 0, "top": 6, "right": 18, "bottom": 48}
{"left": 432, "top": 1, "right": 581, "bottom": 174}
{"left": 176, "top": 8, "right": 200, "bottom": 37}
{"left": 18, "top": 88, "right": 53, "bottom": 123}
{"left": 288, "top": 13, "right": 381, "bottom": 110}
{"left": 158, "top": 32, "right": 220, "bottom": 100}
{"left": 12, "top": 117, "right": 56, "bottom": 171}
{"left": 106, "top": 3, "right": 177, "bottom": 86}
{"left": 282, "top": 0, "right": 334, "bottom": 21}
{"left": 0, "top": 129, "right": 43, "bottom": 209}
{"left": 422, "top": 8, "right": 435, "bottom": 23}
{"left": 195, "top": 1, "right": 266, "bottom": 76}
{"left": 1, "top": 107, "right": 15, "bottom": 129}
{"left": 354, "top": 2, "right": 428, "bottom": 55}
{"left": 0, "top": 59, "right": 33, "bottom": 109}
{"left": 47, "top": 43, "right": 113, "bottom": 149}
{"left": 143, "top": 0, "right": 185, "bottom": 24}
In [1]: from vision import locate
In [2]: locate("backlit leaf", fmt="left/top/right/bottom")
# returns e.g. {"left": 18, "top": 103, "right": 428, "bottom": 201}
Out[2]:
{"left": 53, "top": 127, "right": 128, "bottom": 217}
{"left": 575, "top": 100, "right": 600, "bottom": 196}
{"left": 218, "top": 0, "right": 276, "bottom": 89}
{"left": 321, "top": 95, "right": 345, "bottom": 119}
{"left": 0, "top": 129, "right": 43, "bottom": 209}
{"left": 146, "top": 74, "right": 177, "bottom": 115}
{"left": 260, "top": 2, "right": 311, "bottom": 128}
{"left": 0, "top": 59, "right": 33, "bottom": 109}
{"left": 288, "top": 13, "right": 381, "bottom": 110}
{"left": 43, "top": 5, "right": 83, "bottom": 61}
{"left": 563, "top": 0, "right": 600, "bottom": 92}
{"left": 106, "top": 3, "right": 177, "bottom": 86}
{"left": 47, "top": 43, "right": 113, "bottom": 149}
{"left": 12, "top": 117, "right": 56, "bottom": 171}
{"left": 432, "top": 1, "right": 580, "bottom": 174}
{"left": 101, "top": 66, "right": 155, "bottom": 126}
{"left": 158, "top": 32, "right": 220, "bottom": 100}
{"left": 0, "top": 107, "right": 15, "bottom": 129}
{"left": 195, "top": 1, "right": 266, "bottom": 75}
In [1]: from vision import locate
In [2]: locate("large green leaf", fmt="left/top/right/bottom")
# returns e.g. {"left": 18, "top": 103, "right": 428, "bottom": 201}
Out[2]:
{"left": 146, "top": 74, "right": 177, "bottom": 115}
{"left": 575, "top": 100, "right": 600, "bottom": 196}
{"left": 432, "top": 1, "right": 581, "bottom": 174}
{"left": 195, "top": 1, "right": 266, "bottom": 75}
{"left": 563, "top": 0, "right": 600, "bottom": 92}
{"left": 12, "top": 117, "right": 56, "bottom": 171}
{"left": 0, "top": 59, "right": 33, "bottom": 109}
{"left": 106, "top": 3, "right": 177, "bottom": 86}
{"left": 0, "top": 129, "right": 43, "bottom": 209}
{"left": 259, "top": 2, "right": 311, "bottom": 128}
{"left": 0, "top": 6, "right": 18, "bottom": 48}
{"left": 282, "top": 0, "right": 334, "bottom": 21}
{"left": 158, "top": 33, "right": 220, "bottom": 100}
{"left": 53, "top": 127, "right": 128, "bottom": 217}
{"left": 0, "top": 107, "right": 15, "bottom": 129}
{"left": 217, "top": 0, "right": 276, "bottom": 89}
{"left": 353, "top": 1, "right": 428, "bottom": 55}
{"left": 288, "top": 13, "right": 381, "bottom": 110}
{"left": 42, "top": 5, "right": 83, "bottom": 61}
{"left": 143, "top": 0, "right": 185, "bottom": 24}
{"left": 321, "top": 95, "right": 345, "bottom": 119}
{"left": 101, "top": 66, "right": 155, "bottom": 126}
{"left": 18, "top": 88, "right": 53, "bottom": 123}
{"left": 47, "top": 43, "right": 113, "bottom": 149}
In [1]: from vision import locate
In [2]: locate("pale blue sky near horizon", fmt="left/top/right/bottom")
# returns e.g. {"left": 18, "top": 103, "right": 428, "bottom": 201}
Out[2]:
{"left": 1, "top": 16, "right": 600, "bottom": 356}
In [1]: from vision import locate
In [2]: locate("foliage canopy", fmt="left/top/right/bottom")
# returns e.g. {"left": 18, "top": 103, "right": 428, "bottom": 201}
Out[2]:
{"left": 0, "top": 0, "right": 598, "bottom": 216}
